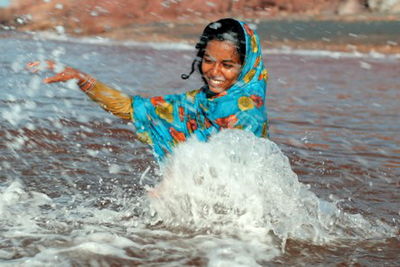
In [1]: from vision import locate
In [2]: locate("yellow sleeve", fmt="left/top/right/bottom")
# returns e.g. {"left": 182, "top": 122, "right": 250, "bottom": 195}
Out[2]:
{"left": 85, "top": 81, "right": 133, "bottom": 121}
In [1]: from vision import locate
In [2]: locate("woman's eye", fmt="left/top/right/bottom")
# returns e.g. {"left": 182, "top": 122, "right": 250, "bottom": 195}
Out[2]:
{"left": 223, "top": 64, "right": 233, "bottom": 69}
{"left": 203, "top": 58, "right": 212, "bottom": 63}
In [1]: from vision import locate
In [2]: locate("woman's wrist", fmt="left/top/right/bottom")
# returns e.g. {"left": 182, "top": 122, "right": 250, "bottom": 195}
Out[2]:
{"left": 78, "top": 76, "right": 96, "bottom": 92}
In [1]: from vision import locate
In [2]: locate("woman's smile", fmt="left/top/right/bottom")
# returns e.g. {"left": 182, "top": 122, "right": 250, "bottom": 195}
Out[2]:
{"left": 208, "top": 76, "right": 225, "bottom": 86}
{"left": 201, "top": 40, "right": 242, "bottom": 94}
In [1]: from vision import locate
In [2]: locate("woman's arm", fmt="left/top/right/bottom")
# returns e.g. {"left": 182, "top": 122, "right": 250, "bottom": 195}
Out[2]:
{"left": 27, "top": 61, "right": 133, "bottom": 121}
{"left": 85, "top": 80, "right": 133, "bottom": 121}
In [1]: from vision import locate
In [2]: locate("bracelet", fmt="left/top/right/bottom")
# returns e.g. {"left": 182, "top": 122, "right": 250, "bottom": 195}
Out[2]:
{"left": 78, "top": 76, "right": 96, "bottom": 92}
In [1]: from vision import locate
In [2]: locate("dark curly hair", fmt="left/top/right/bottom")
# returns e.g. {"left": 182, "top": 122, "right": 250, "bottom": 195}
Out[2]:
{"left": 181, "top": 18, "right": 246, "bottom": 80}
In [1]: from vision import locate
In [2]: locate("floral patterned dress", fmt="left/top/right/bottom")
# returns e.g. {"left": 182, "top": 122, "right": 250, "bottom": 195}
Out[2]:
{"left": 132, "top": 21, "right": 269, "bottom": 161}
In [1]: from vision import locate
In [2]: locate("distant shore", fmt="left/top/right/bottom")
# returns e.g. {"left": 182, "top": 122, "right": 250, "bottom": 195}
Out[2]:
{"left": 2, "top": 11, "right": 400, "bottom": 54}
{"left": 93, "top": 16, "right": 400, "bottom": 54}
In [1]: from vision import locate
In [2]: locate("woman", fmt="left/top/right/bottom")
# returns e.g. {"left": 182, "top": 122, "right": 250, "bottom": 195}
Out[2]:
{"left": 28, "top": 18, "right": 269, "bottom": 162}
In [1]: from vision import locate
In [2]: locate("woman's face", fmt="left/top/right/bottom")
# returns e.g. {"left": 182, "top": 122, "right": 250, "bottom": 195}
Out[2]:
{"left": 201, "top": 40, "right": 242, "bottom": 94}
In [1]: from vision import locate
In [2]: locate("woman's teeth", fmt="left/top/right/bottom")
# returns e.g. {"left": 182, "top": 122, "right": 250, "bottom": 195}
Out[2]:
{"left": 209, "top": 78, "right": 224, "bottom": 85}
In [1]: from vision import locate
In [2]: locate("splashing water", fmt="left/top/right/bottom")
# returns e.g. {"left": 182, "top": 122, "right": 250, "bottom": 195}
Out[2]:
{"left": 149, "top": 130, "right": 395, "bottom": 252}
{"left": 1, "top": 33, "right": 399, "bottom": 265}
{"left": 1, "top": 130, "right": 395, "bottom": 266}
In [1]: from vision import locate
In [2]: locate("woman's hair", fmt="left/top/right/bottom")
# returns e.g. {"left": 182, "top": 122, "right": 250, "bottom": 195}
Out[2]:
{"left": 181, "top": 18, "right": 246, "bottom": 80}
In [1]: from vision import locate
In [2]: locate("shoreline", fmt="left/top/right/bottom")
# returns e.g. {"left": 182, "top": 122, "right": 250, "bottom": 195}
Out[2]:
{"left": 4, "top": 30, "right": 399, "bottom": 59}
{"left": 3, "top": 15, "right": 400, "bottom": 55}
{"left": 83, "top": 17, "right": 400, "bottom": 55}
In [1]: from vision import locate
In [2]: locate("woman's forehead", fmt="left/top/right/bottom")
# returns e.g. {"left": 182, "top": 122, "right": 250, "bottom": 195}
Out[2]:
{"left": 205, "top": 40, "right": 239, "bottom": 55}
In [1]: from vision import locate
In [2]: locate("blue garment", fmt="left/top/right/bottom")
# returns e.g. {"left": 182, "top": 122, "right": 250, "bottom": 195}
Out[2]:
{"left": 132, "top": 20, "right": 269, "bottom": 161}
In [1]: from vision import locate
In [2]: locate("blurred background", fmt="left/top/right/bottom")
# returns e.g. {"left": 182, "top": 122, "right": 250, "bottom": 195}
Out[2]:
{"left": 1, "top": 0, "right": 399, "bottom": 53}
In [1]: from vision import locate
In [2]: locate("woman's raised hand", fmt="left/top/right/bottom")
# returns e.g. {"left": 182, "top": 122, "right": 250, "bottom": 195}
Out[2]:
{"left": 26, "top": 60, "right": 96, "bottom": 92}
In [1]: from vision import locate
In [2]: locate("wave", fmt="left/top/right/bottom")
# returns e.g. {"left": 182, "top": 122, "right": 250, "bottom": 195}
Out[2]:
{"left": 265, "top": 47, "right": 400, "bottom": 60}
{"left": 149, "top": 129, "right": 395, "bottom": 244}
{"left": 0, "top": 130, "right": 396, "bottom": 265}
{"left": 23, "top": 31, "right": 400, "bottom": 59}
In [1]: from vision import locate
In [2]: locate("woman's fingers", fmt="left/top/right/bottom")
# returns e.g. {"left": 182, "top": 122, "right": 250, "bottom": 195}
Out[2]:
{"left": 26, "top": 60, "right": 87, "bottom": 85}
{"left": 26, "top": 61, "right": 41, "bottom": 73}
{"left": 43, "top": 69, "right": 77, "bottom": 83}
{"left": 46, "top": 60, "right": 56, "bottom": 71}
{"left": 43, "top": 73, "right": 67, "bottom": 84}
{"left": 26, "top": 60, "right": 57, "bottom": 73}
{"left": 26, "top": 61, "right": 40, "bottom": 68}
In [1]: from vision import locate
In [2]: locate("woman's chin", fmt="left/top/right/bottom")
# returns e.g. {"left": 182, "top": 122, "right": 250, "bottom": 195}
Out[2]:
{"left": 209, "top": 86, "right": 225, "bottom": 94}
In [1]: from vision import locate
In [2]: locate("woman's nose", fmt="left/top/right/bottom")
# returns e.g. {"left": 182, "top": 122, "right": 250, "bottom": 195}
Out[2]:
{"left": 210, "top": 63, "right": 221, "bottom": 76}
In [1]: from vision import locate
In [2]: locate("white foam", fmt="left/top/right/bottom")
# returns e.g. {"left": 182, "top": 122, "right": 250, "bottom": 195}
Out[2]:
{"left": 265, "top": 47, "right": 400, "bottom": 60}
{"left": 0, "top": 181, "right": 52, "bottom": 216}
{"left": 148, "top": 130, "right": 396, "bottom": 256}
{"left": 0, "top": 131, "right": 396, "bottom": 265}
{"left": 26, "top": 31, "right": 400, "bottom": 59}
{"left": 29, "top": 31, "right": 193, "bottom": 50}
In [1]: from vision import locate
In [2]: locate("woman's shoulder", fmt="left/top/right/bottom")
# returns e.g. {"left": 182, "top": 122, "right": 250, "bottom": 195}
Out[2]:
{"left": 186, "top": 88, "right": 202, "bottom": 98}
{"left": 157, "top": 88, "right": 204, "bottom": 105}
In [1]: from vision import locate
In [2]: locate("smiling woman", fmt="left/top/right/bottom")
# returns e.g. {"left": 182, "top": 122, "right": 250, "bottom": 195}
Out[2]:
{"left": 27, "top": 18, "right": 269, "bottom": 162}
{"left": 201, "top": 40, "right": 242, "bottom": 94}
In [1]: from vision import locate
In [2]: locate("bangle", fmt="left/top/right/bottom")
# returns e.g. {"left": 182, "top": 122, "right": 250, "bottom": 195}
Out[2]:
{"left": 78, "top": 76, "right": 96, "bottom": 92}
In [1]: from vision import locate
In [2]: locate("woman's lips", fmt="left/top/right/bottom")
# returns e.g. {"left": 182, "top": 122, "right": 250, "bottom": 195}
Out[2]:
{"left": 207, "top": 77, "right": 225, "bottom": 87}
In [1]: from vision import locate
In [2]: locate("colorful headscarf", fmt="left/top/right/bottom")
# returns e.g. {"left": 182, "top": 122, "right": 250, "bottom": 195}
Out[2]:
{"left": 132, "top": 19, "right": 269, "bottom": 161}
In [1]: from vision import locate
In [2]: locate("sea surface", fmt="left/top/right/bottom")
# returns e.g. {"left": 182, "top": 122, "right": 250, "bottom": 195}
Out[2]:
{"left": 0, "top": 31, "right": 399, "bottom": 266}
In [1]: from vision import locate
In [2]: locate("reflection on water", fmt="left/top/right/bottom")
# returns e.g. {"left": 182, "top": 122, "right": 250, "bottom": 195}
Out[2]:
{"left": 0, "top": 33, "right": 399, "bottom": 266}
